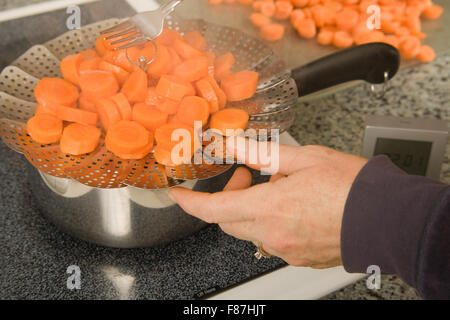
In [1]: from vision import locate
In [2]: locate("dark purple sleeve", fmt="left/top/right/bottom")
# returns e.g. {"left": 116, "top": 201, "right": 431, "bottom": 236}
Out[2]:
{"left": 341, "top": 155, "right": 450, "bottom": 299}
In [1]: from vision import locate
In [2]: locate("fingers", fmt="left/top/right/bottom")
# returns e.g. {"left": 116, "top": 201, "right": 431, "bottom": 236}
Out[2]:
{"left": 226, "top": 136, "right": 325, "bottom": 175}
{"left": 223, "top": 167, "right": 252, "bottom": 191}
{"left": 169, "top": 183, "right": 266, "bottom": 223}
{"left": 269, "top": 173, "right": 285, "bottom": 183}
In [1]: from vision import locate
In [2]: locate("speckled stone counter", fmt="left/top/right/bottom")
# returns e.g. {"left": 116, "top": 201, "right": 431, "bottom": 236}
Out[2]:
{"left": 1, "top": 0, "right": 449, "bottom": 300}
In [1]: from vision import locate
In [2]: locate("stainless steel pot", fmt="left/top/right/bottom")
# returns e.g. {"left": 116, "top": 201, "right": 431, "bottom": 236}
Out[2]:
{"left": 27, "top": 162, "right": 236, "bottom": 248}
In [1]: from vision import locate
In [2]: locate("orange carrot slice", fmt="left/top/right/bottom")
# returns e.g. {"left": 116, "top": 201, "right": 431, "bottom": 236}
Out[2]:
{"left": 96, "top": 98, "right": 122, "bottom": 131}
{"left": 79, "top": 49, "right": 99, "bottom": 61}
{"left": 79, "top": 70, "right": 119, "bottom": 100}
{"left": 173, "top": 38, "right": 203, "bottom": 60}
{"left": 153, "top": 145, "right": 177, "bottom": 166}
{"left": 336, "top": 9, "right": 359, "bottom": 31}
{"left": 154, "top": 122, "right": 195, "bottom": 152}
{"left": 154, "top": 28, "right": 182, "bottom": 46}
{"left": 195, "top": 78, "right": 220, "bottom": 114}
{"left": 79, "top": 93, "right": 98, "bottom": 113}
{"left": 205, "top": 75, "right": 227, "bottom": 109}
{"left": 174, "top": 56, "right": 210, "bottom": 82}
{"left": 110, "top": 92, "right": 132, "bottom": 121}
{"left": 98, "top": 60, "right": 130, "bottom": 86}
{"left": 220, "top": 71, "right": 259, "bottom": 102}
{"left": 176, "top": 96, "right": 211, "bottom": 127}
{"left": 317, "top": 28, "right": 335, "bottom": 45}
{"left": 184, "top": 31, "right": 207, "bottom": 51}
{"left": 60, "top": 54, "right": 81, "bottom": 86}
{"left": 27, "top": 113, "right": 63, "bottom": 144}
{"left": 78, "top": 57, "right": 102, "bottom": 73}
{"left": 147, "top": 44, "right": 171, "bottom": 78}
{"left": 105, "top": 120, "right": 151, "bottom": 155}
{"left": 333, "top": 30, "right": 353, "bottom": 48}
{"left": 382, "top": 35, "right": 400, "bottom": 49}
{"left": 156, "top": 75, "right": 195, "bottom": 101}
{"left": 214, "top": 53, "right": 236, "bottom": 81}
{"left": 399, "top": 36, "right": 421, "bottom": 59}
{"left": 132, "top": 102, "right": 169, "bottom": 131}
{"left": 250, "top": 13, "right": 272, "bottom": 27}
{"left": 95, "top": 36, "right": 108, "bottom": 56}
{"left": 210, "top": 108, "right": 249, "bottom": 136}
{"left": 60, "top": 123, "right": 101, "bottom": 155}
{"left": 167, "top": 47, "right": 183, "bottom": 73}
{"left": 146, "top": 87, "right": 165, "bottom": 106}
{"left": 295, "top": 18, "right": 317, "bottom": 39}
{"left": 55, "top": 104, "right": 98, "bottom": 126}
{"left": 34, "top": 78, "right": 79, "bottom": 108}
{"left": 290, "top": 9, "right": 305, "bottom": 28}
{"left": 121, "top": 68, "right": 148, "bottom": 103}
{"left": 274, "top": 1, "right": 293, "bottom": 20}
{"left": 34, "top": 104, "right": 57, "bottom": 116}
{"left": 260, "top": 1, "right": 276, "bottom": 17}
{"left": 422, "top": 4, "right": 443, "bottom": 20}
{"left": 260, "top": 23, "right": 285, "bottom": 41}
{"left": 417, "top": 45, "right": 436, "bottom": 62}
{"left": 157, "top": 98, "right": 180, "bottom": 115}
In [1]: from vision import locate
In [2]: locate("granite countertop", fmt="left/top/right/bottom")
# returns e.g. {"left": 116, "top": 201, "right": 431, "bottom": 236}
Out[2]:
{"left": 1, "top": 0, "right": 449, "bottom": 300}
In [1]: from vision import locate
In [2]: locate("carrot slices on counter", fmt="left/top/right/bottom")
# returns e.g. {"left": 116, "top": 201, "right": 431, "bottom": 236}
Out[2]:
{"left": 220, "top": 71, "right": 259, "bottom": 102}
{"left": 132, "top": 102, "right": 169, "bottom": 132}
{"left": 250, "top": 12, "right": 272, "bottom": 27}
{"left": 60, "top": 123, "right": 101, "bottom": 155}
{"left": 121, "top": 68, "right": 148, "bottom": 103}
{"left": 55, "top": 104, "right": 98, "bottom": 126}
{"left": 156, "top": 75, "right": 195, "bottom": 101}
{"left": 79, "top": 70, "right": 119, "bottom": 100}
{"left": 417, "top": 45, "right": 436, "bottom": 62}
{"left": 209, "top": 108, "right": 250, "bottom": 136}
{"left": 105, "top": 120, "right": 152, "bottom": 155}
{"left": 260, "top": 23, "right": 285, "bottom": 41}
{"left": 176, "top": 96, "right": 211, "bottom": 127}
{"left": 34, "top": 78, "right": 79, "bottom": 108}
{"left": 27, "top": 113, "right": 63, "bottom": 144}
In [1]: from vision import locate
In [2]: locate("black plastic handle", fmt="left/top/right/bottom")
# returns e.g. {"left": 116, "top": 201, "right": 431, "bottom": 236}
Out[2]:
{"left": 291, "top": 43, "right": 400, "bottom": 97}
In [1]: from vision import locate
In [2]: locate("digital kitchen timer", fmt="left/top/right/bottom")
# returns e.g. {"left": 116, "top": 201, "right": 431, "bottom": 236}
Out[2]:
{"left": 362, "top": 115, "right": 448, "bottom": 180}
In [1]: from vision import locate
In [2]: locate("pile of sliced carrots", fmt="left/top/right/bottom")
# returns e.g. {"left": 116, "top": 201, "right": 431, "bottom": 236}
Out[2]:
{"left": 209, "top": 0, "right": 443, "bottom": 62}
{"left": 27, "top": 28, "right": 255, "bottom": 164}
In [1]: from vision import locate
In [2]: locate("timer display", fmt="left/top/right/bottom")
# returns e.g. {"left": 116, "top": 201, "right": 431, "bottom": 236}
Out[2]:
{"left": 373, "top": 138, "right": 432, "bottom": 176}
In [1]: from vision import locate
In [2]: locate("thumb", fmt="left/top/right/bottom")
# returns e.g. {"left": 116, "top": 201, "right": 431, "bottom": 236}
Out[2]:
{"left": 226, "top": 135, "right": 319, "bottom": 175}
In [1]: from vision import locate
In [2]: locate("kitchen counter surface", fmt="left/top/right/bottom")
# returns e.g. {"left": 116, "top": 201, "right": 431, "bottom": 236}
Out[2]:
{"left": 1, "top": 0, "right": 449, "bottom": 300}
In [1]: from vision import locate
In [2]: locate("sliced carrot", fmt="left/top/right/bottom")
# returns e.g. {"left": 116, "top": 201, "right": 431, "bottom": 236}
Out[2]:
{"left": 205, "top": 76, "right": 227, "bottom": 109}
{"left": 274, "top": 1, "right": 293, "bottom": 20}
{"left": 34, "top": 104, "right": 57, "bottom": 116}
{"left": 154, "top": 28, "right": 182, "bottom": 46}
{"left": 146, "top": 44, "right": 171, "bottom": 78}
{"left": 214, "top": 53, "right": 236, "bottom": 81}
{"left": 79, "top": 70, "right": 119, "bottom": 100}
{"left": 317, "top": 28, "right": 335, "bottom": 45}
{"left": 310, "top": 4, "right": 328, "bottom": 27}
{"left": 238, "top": 0, "right": 253, "bottom": 4}
{"left": 96, "top": 98, "right": 122, "bottom": 131}
{"left": 174, "top": 56, "right": 210, "bottom": 82}
{"left": 95, "top": 36, "right": 108, "bottom": 56}
{"left": 260, "top": 23, "right": 285, "bottom": 41}
{"left": 250, "top": 13, "right": 272, "bottom": 27}
{"left": 291, "top": 0, "right": 309, "bottom": 7}
{"left": 204, "top": 51, "right": 216, "bottom": 76}
{"left": 399, "top": 36, "right": 421, "bottom": 59}
{"left": 195, "top": 78, "right": 220, "bottom": 113}
{"left": 110, "top": 92, "right": 132, "bottom": 121}
{"left": 395, "top": 26, "right": 411, "bottom": 37}
{"left": 295, "top": 18, "right": 317, "bottom": 39}
{"left": 382, "top": 35, "right": 400, "bottom": 49}
{"left": 382, "top": 19, "right": 401, "bottom": 34}
{"left": 98, "top": 60, "right": 130, "bottom": 86}
{"left": 132, "top": 102, "right": 168, "bottom": 131}
{"left": 176, "top": 96, "right": 210, "bottom": 127}
{"left": 105, "top": 120, "right": 151, "bottom": 155}
{"left": 253, "top": 1, "right": 262, "bottom": 11}
{"left": 356, "top": 30, "right": 385, "bottom": 45}
{"left": 146, "top": 87, "right": 165, "bottom": 106}
{"left": 167, "top": 47, "right": 183, "bottom": 73}
{"left": 220, "top": 71, "right": 259, "bottom": 102}
{"left": 405, "top": 15, "right": 421, "bottom": 34}
{"left": 417, "top": 45, "right": 436, "bottom": 62}
{"left": 107, "top": 46, "right": 141, "bottom": 73}
{"left": 333, "top": 30, "right": 353, "bottom": 48}
{"left": 422, "top": 4, "right": 443, "bottom": 19}
{"left": 114, "top": 140, "right": 154, "bottom": 160}
{"left": 157, "top": 98, "right": 180, "bottom": 115}
{"left": 79, "top": 49, "right": 99, "bottom": 61}
{"left": 154, "top": 122, "right": 195, "bottom": 152}
{"left": 55, "top": 104, "right": 98, "bottom": 126}
{"left": 173, "top": 38, "right": 203, "bottom": 60}
{"left": 79, "top": 93, "right": 98, "bottom": 113}
{"left": 121, "top": 68, "right": 148, "bottom": 103}
{"left": 153, "top": 146, "right": 177, "bottom": 166}
{"left": 34, "top": 78, "right": 79, "bottom": 108}
{"left": 60, "top": 54, "right": 81, "bottom": 86}
{"left": 290, "top": 9, "right": 305, "bottom": 28}
{"left": 260, "top": 1, "right": 276, "bottom": 17}
{"left": 60, "top": 123, "right": 101, "bottom": 155}
{"left": 156, "top": 75, "right": 195, "bottom": 101}
{"left": 336, "top": 9, "right": 359, "bottom": 31}
{"left": 183, "top": 31, "right": 207, "bottom": 51}
{"left": 78, "top": 57, "right": 102, "bottom": 73}
{"left": 27, "top": 113, "right": 63, "bottom": 144}
{"left": 210, "top": 108, "right": 249, "bottom": 136}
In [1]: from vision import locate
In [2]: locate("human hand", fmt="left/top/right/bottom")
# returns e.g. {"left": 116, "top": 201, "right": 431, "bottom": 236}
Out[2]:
{"left": 168, "top": 137, "right": 368, "bottom": 268}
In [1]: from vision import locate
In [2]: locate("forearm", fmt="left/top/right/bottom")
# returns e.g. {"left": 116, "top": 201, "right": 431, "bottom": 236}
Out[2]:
{"left": 341, "top": 155, "right": 450, "bottom": 299}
